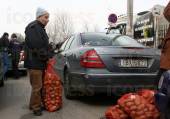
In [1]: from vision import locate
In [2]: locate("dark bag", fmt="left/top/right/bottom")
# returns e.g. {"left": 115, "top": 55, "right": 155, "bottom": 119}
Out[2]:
{"left": 155, "top": 71, "right": 170, "bottom": 112}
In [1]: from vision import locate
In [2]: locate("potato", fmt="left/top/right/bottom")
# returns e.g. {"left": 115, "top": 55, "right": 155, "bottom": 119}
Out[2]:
{"left": 147, "top": 104, "right": 155, "bottom": 111}
{"left": 137, "top": 103, "right": 145, "bottom": 110}
{"left": 125, "top": 102, "right": 134, "bottom": 107}
{"left": 143, "top": 107, "right": 148, "bottom": 112}
{"left": 130, "top": 105, "right": 137, "bottom": 111}
{"left": 130, "top": 111, "right": 136, "bottom": 117}
{"left": 136, "top": 110, "right": 144, "bottom": 116}
{"left": 145, "top": 112, "right": 153, "bottom": 118}
{"left": 139, "top": 115, "right": 146, "bottom": 119}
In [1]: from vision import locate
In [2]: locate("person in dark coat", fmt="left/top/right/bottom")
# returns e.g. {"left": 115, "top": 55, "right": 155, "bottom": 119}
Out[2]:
{"left": 9, "top": 33, "right": 22, "bottom": 79}
{"left": 161, "top": 1, "right": 170, "bottom": 70}
{"left": 159, "top": 1, "right": 170, "bottom": 119}
{"left": 24, "top": 7, "right": 50, "bottom": 116}
{"left": 0, "top": 32, "right": 10, "bottom": 80}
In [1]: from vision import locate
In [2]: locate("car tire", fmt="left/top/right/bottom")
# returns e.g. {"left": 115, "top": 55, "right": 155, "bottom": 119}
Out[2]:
{"left": 0, "top": 78, "right": 4, "bottom": 87}
{"left": 64, "top": 70, "right": 77, "bottom": 99}
{"left": 20, "top": 70, "right": 27, "bottom": 76}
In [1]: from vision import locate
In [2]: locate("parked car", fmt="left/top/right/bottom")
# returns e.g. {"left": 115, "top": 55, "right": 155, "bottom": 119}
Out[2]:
{"left": 54, "top": 32, "right": 160, "bottom": 99}
{"left": 8, "top": 50, "right": 27, "bottom": 74}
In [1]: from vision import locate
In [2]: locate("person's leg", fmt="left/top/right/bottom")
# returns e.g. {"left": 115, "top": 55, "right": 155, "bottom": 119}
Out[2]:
{"left": 15, "top": 52, "right": 20, "bottom": 77}
{"left": 164, "top": 111, "right": 170, "bottom": 119}
{"left": 165, "top": 103, "right": 170, "bottom": 119}
{"left": 12, "top": 53, "right": 16, "bottom": 77}
{"left": 15, "top": 60, "right": 20, "bottom": 78}
{"left": 2, "top": 52, "right": 9, "bottom": 80}
{"left": 29, "top": 69, "right": 43, "bottom": 116}
{"left": 12, "top": 52, "right": 20, "bottom": 79}
{"left": 12, "top": 59, "right": 18, "bottom": 78}
{"left": 160, "top": 113, "right": 166, "bottom": 119}
{"left": 156, "top": 69, "right": 167, "bottom": 89}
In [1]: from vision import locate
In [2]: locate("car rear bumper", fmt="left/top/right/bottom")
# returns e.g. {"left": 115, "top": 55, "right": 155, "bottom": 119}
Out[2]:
{"left": 18, "top": 61, "right": 26, "bottom": 70}
{"left": 8, "top": 61, "right": 26, "bottom": 71}
{"left": 69, "top": 71, "right": 159, "bottom": 94}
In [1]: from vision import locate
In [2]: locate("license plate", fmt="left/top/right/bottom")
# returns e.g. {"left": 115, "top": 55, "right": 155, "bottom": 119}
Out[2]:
{"left": 120, "top": 59, "right": 147, "bottom": 68}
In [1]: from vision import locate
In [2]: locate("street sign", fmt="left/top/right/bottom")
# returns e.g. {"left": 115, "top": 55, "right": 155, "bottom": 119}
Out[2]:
{"left": 134, "top": 12, "right": 154, "bottom": 46}
{"left": 108, "top": 14, "right": 117, "bottom": 23}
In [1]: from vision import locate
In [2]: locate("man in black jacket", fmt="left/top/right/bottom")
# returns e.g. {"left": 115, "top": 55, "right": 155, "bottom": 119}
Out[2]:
{"left": 24, "top": 7, "right": 49, "bottom": 116}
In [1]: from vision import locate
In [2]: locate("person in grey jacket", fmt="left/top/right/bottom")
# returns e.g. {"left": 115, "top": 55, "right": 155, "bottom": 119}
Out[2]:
{"left": 24, "top": 7, "right": 50, "bottom": 116}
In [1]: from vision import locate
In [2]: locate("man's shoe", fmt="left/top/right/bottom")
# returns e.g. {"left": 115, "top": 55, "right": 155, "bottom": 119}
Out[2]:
{"left": 41, "top": 106, "right": 46, "bottom": 111}
{"left": 29, "top": 107, "right": 33, "bottom": 110}
{"left": 33, "top": 110, "right": 42, "bottom": 116}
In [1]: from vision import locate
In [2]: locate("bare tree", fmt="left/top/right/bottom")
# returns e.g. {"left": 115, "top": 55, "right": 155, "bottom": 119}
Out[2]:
{"left": 82, "top": 22, "right": 100, "bottom": 32}
{"left": 82, "top": 21, "right": 90, "bottom": 32}
{"left": 47, "top": 12, "right": 74, "bottom": 43}
{"left": 15, "top": 33, "right": 25, "bottom": 42}
{"left": 93, "top": 24, "right": 100, "bottom": 32}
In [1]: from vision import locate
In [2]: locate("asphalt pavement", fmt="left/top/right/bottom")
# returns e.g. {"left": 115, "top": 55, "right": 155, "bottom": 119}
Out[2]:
{"left": 0, "top": 76, "right": 117, "bottom": 119}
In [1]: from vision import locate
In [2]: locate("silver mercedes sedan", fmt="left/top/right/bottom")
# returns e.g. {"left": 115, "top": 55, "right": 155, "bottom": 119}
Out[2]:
{"left": 54, "top": 32, "right": 160, "bottom": 99}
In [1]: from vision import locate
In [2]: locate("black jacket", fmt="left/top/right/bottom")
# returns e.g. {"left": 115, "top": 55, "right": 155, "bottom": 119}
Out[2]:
{"left": 0, "top": 37, "right": 9, "bottom": 52}
{"left": 9, "top": 38, "right": 22, "bottom": 53}
{"left": 24, "top": 20, "right": 49, "bottom": 70}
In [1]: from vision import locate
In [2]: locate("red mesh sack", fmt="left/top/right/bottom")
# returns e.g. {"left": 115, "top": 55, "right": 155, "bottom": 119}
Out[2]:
{"left": 43, "top": 58, "right": 62, "bottom": 112}
{"left": 117, "top": 93, "right": 160, "bottom": 119}
{"left": 137, "top": 89, "right": 156, "bottom": 104}
{"left": 105, "top": 105, "right": 129, "bottom": 119}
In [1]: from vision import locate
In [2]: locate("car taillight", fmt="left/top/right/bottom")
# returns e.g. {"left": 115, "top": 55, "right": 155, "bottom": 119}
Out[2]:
{"left": 80, "top": 50, "right": 105, "bottom": 68}
{"left": 20, "top": 51, "right": 25, "bottom": 61}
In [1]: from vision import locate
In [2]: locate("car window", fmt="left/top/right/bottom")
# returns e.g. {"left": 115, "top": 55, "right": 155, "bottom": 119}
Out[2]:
{"left": 81, "top": 34, "right": 112, "bottom": 46}
{"left": 65, "top": 36, "right": 74, "bottom": 51}
{"left": 60, "top": 39, "right": 69, "bottom": 51}
{"left": 69, "top": 36, "right": 78, "bottom": 49}
{"left": 109, "top": 29, "right": 120, "bottom": 34}
{"left": 81, "top": 34, "right": 144, "bottom": 47}
{"left": 112, "top": 36, "right": 144, "bottom": 47}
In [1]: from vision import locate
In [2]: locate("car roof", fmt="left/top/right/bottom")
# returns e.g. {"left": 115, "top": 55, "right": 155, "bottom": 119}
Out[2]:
{"left": 80, "top": 32, "right": 120, "bottom": 36}
{"left": 79, "top": 32, "right": 122, "bottom": 39}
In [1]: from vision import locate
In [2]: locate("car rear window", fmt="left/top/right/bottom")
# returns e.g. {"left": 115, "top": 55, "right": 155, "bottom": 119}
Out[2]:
{"left": 81, "top": 34, "right": 112, "bottom": 46}
{"left": 81, "top": 34, "right": 144, "bottom": 47}
{"left": 112, "top": 36, "right": 144, "bottom": 47}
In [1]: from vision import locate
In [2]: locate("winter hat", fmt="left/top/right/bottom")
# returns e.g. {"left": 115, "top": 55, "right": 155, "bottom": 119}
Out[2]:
{"left": 36, "top": 7, "right": 48, "bottom": 19}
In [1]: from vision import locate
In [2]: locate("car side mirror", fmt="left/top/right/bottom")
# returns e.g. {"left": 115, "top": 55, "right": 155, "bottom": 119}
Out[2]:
{"left": 54, "top": 42, "right": 64, "bottom": 54}
{"left": 54, "top": 49, "right": 63, "bottom": 54}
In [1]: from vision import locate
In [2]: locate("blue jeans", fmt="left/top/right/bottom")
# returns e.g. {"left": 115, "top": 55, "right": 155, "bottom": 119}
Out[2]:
{"left": 2, "top": 52, "right": 9, "bottom": 79}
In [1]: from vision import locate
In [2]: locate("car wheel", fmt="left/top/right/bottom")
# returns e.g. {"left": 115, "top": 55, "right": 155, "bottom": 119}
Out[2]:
{"left": 0, "top": 78, "right": 4, "bottom": 87}
{"left": 20, "top": 70, "right": 27, "bottom": 76}
{"left": 64, "top": 70, "right": 77, "bottom": 99}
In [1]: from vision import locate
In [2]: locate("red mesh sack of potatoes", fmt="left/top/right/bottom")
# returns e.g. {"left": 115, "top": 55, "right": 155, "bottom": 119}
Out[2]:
{"left": 137, "top": 89, "right": 156, "bottom": 104}
{"left": 144, "top": 104, "right": 160, "bottom": 119}
{"left": 105, "top": 105, "right": 129, "bottom": 119}
{"left": 43, "top": 58, "right": 62, "bottom": 112}
{"left": 129, "top": 103, "right": 160, "bottom": 119}
{"left": 117, "top": 93, "right": 145, "bottom": 114}
{"left": 117, "top": 93, "right": 160, "bottom": 119}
